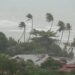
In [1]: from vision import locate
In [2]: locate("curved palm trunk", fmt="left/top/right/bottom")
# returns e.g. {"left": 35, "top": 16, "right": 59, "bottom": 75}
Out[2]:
{"left": 67, "top": 30, "right": 70, "bottom": 45}
{"left": 32, "top": 18, "right": 33, "bottom": 30}
{"left": 24, "top": 27, "right": 26, "bottom": 43}
{"left": 65, "top": 30, "right": 71, "bottom": 52}
{"left": 60, "top": 31, "right": 64, "bottom": 44}
{"left": 18, "top": 30, "right": 24, "bottom": 43}
{"left": 50, "top": 21, "right": 53, "bottom": 31}
{"left": 28, "top": 18, "right": 33, "bottom": 42}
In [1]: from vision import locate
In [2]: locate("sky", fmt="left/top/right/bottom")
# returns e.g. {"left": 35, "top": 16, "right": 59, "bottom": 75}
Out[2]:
{"left": 0, "top": 0, "right": 75, "bottom": 41}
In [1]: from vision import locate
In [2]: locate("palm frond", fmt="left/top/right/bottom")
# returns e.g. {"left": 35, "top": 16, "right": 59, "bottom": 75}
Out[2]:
{"left": 46, "top": 13, "right": 53, "bottom": 22}
{"left": 19, "top": 22, "right": 26, "bottom": 28}
{"left": 26, "top": 13, "right": 33, "bottom": 19}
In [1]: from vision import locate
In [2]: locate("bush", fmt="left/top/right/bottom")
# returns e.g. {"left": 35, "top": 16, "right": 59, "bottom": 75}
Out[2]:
{"left": 41, "top": 57, "right": 62, "bottom": 70}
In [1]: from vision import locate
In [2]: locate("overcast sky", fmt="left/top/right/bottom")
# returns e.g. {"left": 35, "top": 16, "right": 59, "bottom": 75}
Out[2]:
{"left": 0, "top": 0, "right": 75, "bottom": 41}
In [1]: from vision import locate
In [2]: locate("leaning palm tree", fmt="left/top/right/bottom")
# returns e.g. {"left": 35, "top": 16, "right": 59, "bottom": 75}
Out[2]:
{"left": 19, "top": 22, "right": 26, "bottom": 43}
{"left": 26, "top": 13, "right": 33, "bottom": 41}
{"left": 26, "top": 13, "right": 33, "bottom": 30}
{"left": 46, "top": 13, "right": 54, "bottom": 31}
{"left": 66, "top": 23, "right": 71, "bottom": 45}
{"left": 57, "top": 21, "right": 65, "bottom": 43}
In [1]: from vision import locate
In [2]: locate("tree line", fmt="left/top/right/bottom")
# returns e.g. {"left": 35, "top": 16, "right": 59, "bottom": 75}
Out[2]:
{"left": 0, "top": 13, "right": 74, "bottom": 58}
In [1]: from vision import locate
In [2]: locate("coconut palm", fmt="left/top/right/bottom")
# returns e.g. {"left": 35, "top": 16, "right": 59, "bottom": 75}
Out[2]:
{"left": 66, "top": 23, "right": 71, "bottom": 45}
{"left": 57, "top": 21, "right": 65, "bottom": 43}
{"left": 46, "top": 13, "right": 54, "bottom": 31}
{"left": 19, "top": 22, "right": 26, "bottom": 43}
{"left": 26, "top": 13, "right": 33, "bottom": 29}
{"left": 26, "top": 13, "right": 33, "bottom": 41}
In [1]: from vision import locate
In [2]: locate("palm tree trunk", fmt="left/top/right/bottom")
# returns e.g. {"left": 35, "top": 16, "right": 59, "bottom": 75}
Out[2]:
{"left": 67, "top": 30, "right": 70, "bottom": 44}
{"left": 28, "top": 18, "right": 33, "bottom": 42}
{"left": 50, "top": 21, "right": 53, "bottom": 31}
{"left": 24, "top": 27, "right": 25, "bottom": 43}
{"left": 18, "top": 30, "right": 24, "bottom": 43}
{"left": 32, "top": 18, "right": 33, "bottom": 30}
{"left": 60, "top": 31, "right": 64, "bottom": 44}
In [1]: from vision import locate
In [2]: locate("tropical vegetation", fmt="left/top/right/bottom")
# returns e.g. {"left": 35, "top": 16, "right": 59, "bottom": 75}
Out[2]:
{"left": 0, "top": 13, "right": 74, "bottom": 75}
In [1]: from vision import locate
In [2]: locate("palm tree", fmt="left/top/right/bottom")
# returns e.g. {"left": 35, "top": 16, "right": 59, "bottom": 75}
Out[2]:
{"left": 66, "top": 23, "right": 71, "bottom": 45}
{"left": 19, "top": 22, "right": 26, "bottom": 43}
{"left": 26, "top": 13, "right": 33, "bottom": 41}
{"left": 46, "top": 13, "right": 54, "bottom": 31}
{"left": 57, "top": 21, "right": 65, "bottom": 43}
{"left": 26, "top": 13, "right": 33, "bottom": 30}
